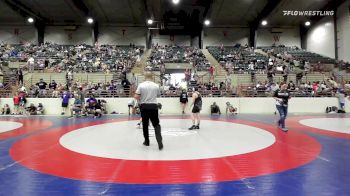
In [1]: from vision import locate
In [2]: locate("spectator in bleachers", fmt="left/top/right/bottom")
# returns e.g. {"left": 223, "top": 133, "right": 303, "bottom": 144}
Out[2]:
{"left": 288, "top": 81, "right": 296, "bottom": 91}
{"left": 267, "top": 69, "right": 274, "bottom": 84}
{"left": 36, "top": 79, "right": 48, "bottom": 97}
{"left": 17, "top": 68, "right": 23, "bottom": 86}
{"left": 295, "top": 68, "right": 304, "bottom": 86}
{"left": 49, "top": 80, "right": 57, "bottom": 90}
{"left": 27, "top": 56, "right": 35, "bottom": 73}
{"left": 209, "top": 66, "right": 215, "bottom": 82}
{"left": 121, "top": 77, "right": 131, "bottom": 95}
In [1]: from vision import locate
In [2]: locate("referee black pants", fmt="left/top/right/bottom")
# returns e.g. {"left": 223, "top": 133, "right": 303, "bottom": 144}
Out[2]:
{"left": 140, "top": 104, "right": 162, "bottom": 145}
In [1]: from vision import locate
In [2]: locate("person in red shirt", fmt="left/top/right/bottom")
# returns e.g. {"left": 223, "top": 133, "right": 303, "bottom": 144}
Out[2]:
{"left": 13, "top": 94, "right": 20, "bottom": 115}
{"left": 209, "top": 66, "right": 215, "bottom": 82}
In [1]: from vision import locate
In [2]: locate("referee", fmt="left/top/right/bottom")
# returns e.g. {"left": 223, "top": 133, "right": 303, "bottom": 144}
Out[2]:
{"left": 134, "top": 72, "right": 163, "bottom": 150}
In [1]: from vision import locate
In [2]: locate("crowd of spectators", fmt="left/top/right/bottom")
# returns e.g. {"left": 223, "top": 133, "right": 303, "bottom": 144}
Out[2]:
{"left": 241, "top": 77, "right": 350, "bottom": 98}
{"left": 262, "top": 45, "right": 335, "bottom": 76}
{"left": 147, "top": 45, "right": 210, "bottom": 72}
{"left": 0, "top": 42, "right": 143, "bottom": 74}
{"left": 20, "top": 77, "right": 134, "bottom": 99}
{"left": 207, "top": 45, "right": 268, "bottom": 74}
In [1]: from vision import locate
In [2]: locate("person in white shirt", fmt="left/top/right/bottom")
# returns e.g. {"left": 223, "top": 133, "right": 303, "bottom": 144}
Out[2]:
{"left": 134, "top": 72, "right": 163, "bottom": 150}
{"left": 27, "top": 57, "right": 35, "bottom": 73}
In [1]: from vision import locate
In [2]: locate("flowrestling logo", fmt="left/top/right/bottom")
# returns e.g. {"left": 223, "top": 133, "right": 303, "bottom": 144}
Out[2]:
{"left": 283, "top": 10, "right": 334, "bottom": 16}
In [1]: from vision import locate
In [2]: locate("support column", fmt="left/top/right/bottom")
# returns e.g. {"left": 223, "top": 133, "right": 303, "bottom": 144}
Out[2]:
{"left": 200, "top": 30, "right": 204, "bottom": 49}
{"left": 190, "top": 34, "right": 200, "bottom": 48}
{"left": 35, "top": 22, "right": 45, "bottom": 45}
{"left": 249, "top": 25, "right": 257, "bottom": 48}
{"left": 93, "top": 22, "right": 99, "bottom": 45}
{"left": 300, "top": 24, "right": 308, "bottom": 50}
{"left": 333, "top": 9, "right": 338, "bottom": 60}
{"left": 146, "top": 29, "right": 152, "bottom": 49}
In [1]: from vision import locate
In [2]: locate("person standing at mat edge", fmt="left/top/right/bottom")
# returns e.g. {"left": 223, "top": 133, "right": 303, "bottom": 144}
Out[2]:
{"left": 189, "top": 88, "right": 202, "bottom": 130}
{"left": 179, "top": 89, "right": 188, "bottom": 114}
{"left": 273, "top": 83, "right": 291, "bottom": 132}
{"left": 134, "top": 72, "right": 163, "bottom": 150}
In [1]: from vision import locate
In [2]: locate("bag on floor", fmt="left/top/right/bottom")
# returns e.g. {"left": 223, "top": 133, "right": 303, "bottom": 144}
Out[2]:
{"left": 337, "top": 109, "right": 346, "bottom": 113}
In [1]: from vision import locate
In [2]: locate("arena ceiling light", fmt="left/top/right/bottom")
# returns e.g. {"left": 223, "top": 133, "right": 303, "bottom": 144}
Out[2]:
{"left": 172, "top": 0, "right": 180, "bottom": 5}
{"left": 147, "top": 19, "right": 153, "bottom": 25}
{"left": 261, "top": 20, "right": 268, "bottom": 26}
{"left": 305, "top": 21, "right": 311, "bottom": 26}
{"left": 27, "top": 17, "right": 34, "bottom": 23}
{"left": 204, "top": 20, "right": 210, "bottom": 26}
{"left": 87, "top": 17, "right": 94, "bottom": 24}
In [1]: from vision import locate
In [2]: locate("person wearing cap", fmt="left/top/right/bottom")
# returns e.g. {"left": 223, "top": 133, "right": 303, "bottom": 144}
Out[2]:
{"left": 134, "top": 72, "right": 163, "bottom": 150}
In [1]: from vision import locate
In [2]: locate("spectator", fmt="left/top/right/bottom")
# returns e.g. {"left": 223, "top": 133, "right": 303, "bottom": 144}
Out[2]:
{"left": 335, "top": 89, "right": 346, "bottom": 112}
{"left": 210, "top": 102, "right": 221, "bottom": 115}
{"left": 19, "top": 93, "right": 27, "bottom": 115}
{"left": 121, "top": 77, "right": 131, "bottom": 95}
{"left": 36, "top": 103, "right": 44, "bottom": 115}
{"left": 226, "top": 102, "right": 237, "bottom": 115}
{"left": 1, "top": 104, "right": 11, "bottom": 115}
{"left": 267, "top": 69, "right": 274, "bottom": 84}
{"left": 36, "top": 79, "right": 47, "bottom": 97}
{"left": 25, "top": 103, "right": 37, "bottom": 115}
{"left": 209, "top": 66, "right": 215, "bottom": 82}
{"left": 179, "top": 89, "right": 188, "bottom": 114}
{"left": 295, "top": 69, "right": 303, "bottom": 86}
{"left": 71, "top": 96, "right": 83, "bottom": 117}
{"left": 17, "top": 68, "right": 23, "bottom": 85}
{"left": 27, "top": 56, "right": 35, "bottom": 73}
{"left": 128, "top": 98, "right": 138, "bottom": 115}
{"left": 49, "top": 80, "right": 57, "bottom": 90}
{"left": 61, "top": 91, "right": 71, "bottom": 115}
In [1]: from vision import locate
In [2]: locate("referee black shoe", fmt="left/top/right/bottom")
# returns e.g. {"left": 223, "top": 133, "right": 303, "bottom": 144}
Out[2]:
{"left": 158, "top": 142, "right": 163, "bottom": 150}
{"left": 143, "top": 141, "right": 150, "bottom": 146}
{"left": 188, "top": 125, "right": 196, "bottom": 130}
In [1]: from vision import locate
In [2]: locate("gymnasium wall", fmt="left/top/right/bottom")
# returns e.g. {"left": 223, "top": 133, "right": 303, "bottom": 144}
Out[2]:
{"left": 306, "top": 17, "right": 335, "bottom": 58}
{"left": 202, "top": 28, "right": 249, "bottom": 48}
{"left": 44, "top": 26, "right": 93, "bottom": 45}
{"left": 0, "top": 25, "right": 37, "bottom": 44}
{"left": 337, "top": 0, "right": 350, "bottom": 62}
{"left": 98, "top": 26, "right": 147, "bottom": 46}
{"left": 152, "top": 34, "right": 191, "bottom": 46}
{"left": 256, "top": 27, "right": 301, "bottom": 47}
{"left": 0, "top": 98, "right": 348, "bottom": 115}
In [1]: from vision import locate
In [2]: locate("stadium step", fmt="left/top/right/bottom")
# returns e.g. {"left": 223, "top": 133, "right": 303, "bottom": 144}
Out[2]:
{"left": 131, "top": 49, "right": 151, "bottom": 74}
{"left": 202, "top": 49, "right": 228, "bottom": 82}
{"left": 255, "top": 49, "right": 269, "bottom": 57}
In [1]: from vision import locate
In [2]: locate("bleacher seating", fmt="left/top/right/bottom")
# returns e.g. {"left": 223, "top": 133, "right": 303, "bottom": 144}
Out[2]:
{"left": 207, "top": 46, "right": 268, "bottom": 73}
{"left": 148, "top": 45, "right": 210, "bottom": 71}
